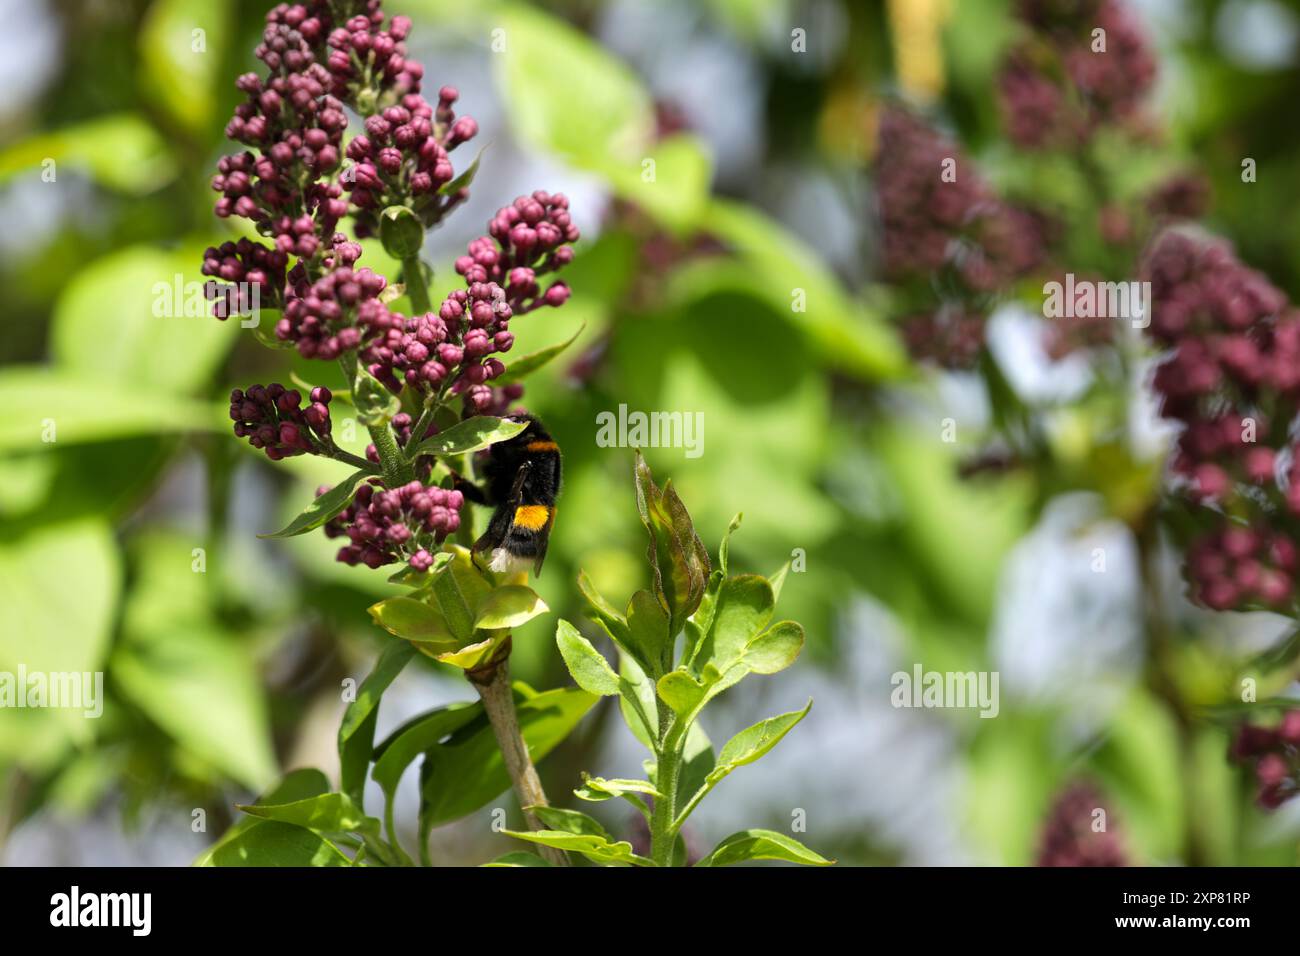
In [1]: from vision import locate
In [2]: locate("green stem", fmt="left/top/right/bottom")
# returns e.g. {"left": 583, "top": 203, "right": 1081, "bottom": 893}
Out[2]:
{"left": 649, "top": 705, "right": 683, "bottom": 867}
{"left": 470, "top": 649, "right": 570, "bottom": 867}
{"left": 406, "top": 401, "right": 439, "bottom": 461}
{"left": 368, "top": 422, "right": 412, "bottom": 487}
{"left": 403, "top": 254, "right": 433, "bottom": 314}
{"left": 383, "top": 797, "right": 414, "bottom": 866}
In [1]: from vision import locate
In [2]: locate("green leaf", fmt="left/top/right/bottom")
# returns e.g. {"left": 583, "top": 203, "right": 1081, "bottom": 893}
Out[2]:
{"left": 379, "top": 205, "right": 424, "bottom": 259}
{"left": 675, "top": 721, "right": 716, "bottom": 810}
{"left": 407, "top": 416, "right": 528, "bottom": 458}
{"left": 113, "top": 532, "right": 274, "bottom": 790}
{"left": 768, "top": 561, "right": 790, "bottom": 605}
{"left": 473, "top": 585, "right": 549, "bottom": 630}
{"left": 258, "top": 470, "right": 370, "bottom": 538}
{"left": 634, "top": 452, "right": 710, "bottom": 638}
{"left": 202, "top": 822, "right": 352, "bottom": 867}
{"left": 367, "top": 597, "right": 455, "bottom": 645}
{"left": 428, "top": 548, "right": 490, "bottom": 641}
{"left": 503, "top": 829, "right": 653, "bottom": 866}
{"left": 418, "top": 686, "right": 597, "bottom": 827}
{"left": 716, "top": 704, "right": 811, "bottom": 772}
{"left": 527, "top": 805, "right": 612, "bottom": 839}
{"left": 483, "top": 851, "right": 551, "bottom": 867}
{"left": 194, "top": 769, "right": 330, "bottom": 865}
{"left": 440, "top": 144, "right": 485, "bottom": 196}
{"left": 744, "top": 621, "right": 804, "bottom": 675}
{"left": 495, "top": 323, "right": 586, "bottom": 385}
{"left": 53, "top": 245, "right": 241, "bottom": 393}
{"left": 353, "top": 367, "right": 401, "bottom": 427}
{"left": 433, "top": 631, "right": 511, "bottom": 671}
{"left": 693, "top": 199, "right": 906, "bottom": 380}
{"left": 0, "top": 113, "right": 176, "bottom": 194}
{"left": 625, "top": 589, "right": 671, "bottom": 675}
{"left": 578, "top": 569, "right": 640, "bottom": 665}
{"left": 370, "top": 702, "right": 483, "bottom": 800}
{"left": 616, "top": 648, "right": 658, "bottom": 749}
{"left": 0, "top": 521, "right": 119, "bottom": 762}
{"left": 696, "top": 829, "right": 833, "bottom": 867}
{"left": 497, "top": 6, "right": 653, "bottom": 180}
{"left": 140, "top": 0, "right": 230, "bottom": 138}
{"left": 338, "top": 641, "right": 416, "bottom": 805}
{"left": 574, "top": 776, "right": 662, "bottom": 802}
{"left": 694, "top": 574, "right": 775, "bottom": 673}
{"left": 602, "top": 134, "right": 712, "bottom": 234}
{"left": 657, "top": 668, "right": 708, "bottom": 717}
{"left": 556, "top": 619, "right": 620, "bottom": 695}
{"left": 0, "top": 369, "right": 219, "bottom": 453}
{"left": 237, "top": 792, "right": 377, "bottom": 835}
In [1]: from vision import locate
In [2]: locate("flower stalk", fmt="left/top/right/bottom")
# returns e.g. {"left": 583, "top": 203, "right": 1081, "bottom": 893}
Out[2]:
{"left": 467, "top": 642, "right": 569, "bottom": 867}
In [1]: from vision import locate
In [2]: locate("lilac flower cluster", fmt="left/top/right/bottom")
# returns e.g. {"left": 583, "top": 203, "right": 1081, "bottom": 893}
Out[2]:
{"left": 205, "top": 1, "right": 474, "bottom": 320}
{"left": 874, "top": 108, "right": 1050, "bottom": 368}
{"left": 201, "top": 238, "right": 289, "bottom": 317}
{"left": 458, "top": 192, "right": 578, "bottom": 311}
{"left": 1143, "top": 230, "right": 1300, "bottom": 612}
{"left": 359, "top": 196, "right": 578, "bottom": 407}
{"left": 276, "top": 265, "right": 400, "bottom": 359}
{"left": 324, "top": 480, "right": 464, "bottom": 569}
{"left": 1035, "top": 781, "right": 1128, "bottom": 867}
{"left": 999, "top": 0, "right": 1156, "bottom": 149}
{"left": 230, "top": 384, "right": 334, "bottom": 461}
{"left": 322, "top": 6, "right": 424, "bottom": 104}
{"left": 1231, "top": 711, "right": 1300, "bottom": 808}
{"left": 345, "top": 87, "right": 478, "bottom": 236}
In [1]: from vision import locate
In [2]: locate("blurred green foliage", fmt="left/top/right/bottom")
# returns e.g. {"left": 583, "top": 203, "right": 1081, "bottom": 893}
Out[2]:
{"left": 1, "top": 0, "right": 1298, "bottom": 866}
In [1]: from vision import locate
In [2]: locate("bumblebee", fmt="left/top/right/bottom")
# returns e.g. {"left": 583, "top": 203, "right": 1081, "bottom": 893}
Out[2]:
{"left": 456, "top": 414, "right": 561, "bottom": 577}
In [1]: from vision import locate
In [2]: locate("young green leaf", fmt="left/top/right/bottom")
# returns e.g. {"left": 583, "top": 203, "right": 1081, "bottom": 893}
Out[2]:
{"left": 379, "top": 204, "right": 423, "bottom": 259}
{"left": 494, "top": 322, "right": 586, "bottom": 385}
{"left": 502, "top": 829, "right": 653, "bottom": 866}
{"left": 696, "top": 829, "right": 833, "bottom": 867}
{"left": 634, "top": 452, "right": 710, "bottom": 637}
{"left": 193, "top": 768, "right": 331, "bottom": 866}
{"left": 768, "top": 561, "right": 790, "bottom": 605}
{"left": 626, "top": 588, "right": 671, "bottom": 675}
{"left": 556, "top": 619, "right": 621, "bottom": 695}
{"left": 367, "top": 597, "right": 455, "bottom": 645}
{"left": 675, "top": 702, "right": 812, "bottom": 828}
{"left": 573, "top": 776, "right": 662, "bottom": 802}
{"left": 418, "top": 686, "right": 597, "bottom": 827}
{"left": 237, "top": 792, "right": 379, "bottom": 836}
{"left": 258, "top": 470, "right": 369, "bottom": 538}
{"left": 693, "top": 574, "right": 775, "bottom": 673}
{"left": 526, "top": 805, "right": 612, "bottom": 839}
{"left": 439, "top": 143, "right": 485, "bottom": 196}
{"left": 657, "top": 667, "right": 707, "bottom": 716}
{"left": 353, "top": 366, "right": 401, "bottom": 426}
{"left": 428, "top": 548, "right": 491, "bottom": 640}
{"left": 407, "top": 416, "right": 528, "bottom": 458}
{"left": 474, "top": 584, "right": 549, "bottom": 630}
{"left": 338, "top": 641, "right": 416, "bottom": 806}
{"left": 200, "top": 821, "right": 353, "bottom": 867}
{"left": 433, "top": 630, "right": 510, "bottom": 670}
{"left": 743, "top": 620, "right": 805, "bottom": 675}
{"left": 483, "top": 851, "right": 551, "bottom": 867}
{"left": 370, "top": 701, "right": 483, "bottom": 800}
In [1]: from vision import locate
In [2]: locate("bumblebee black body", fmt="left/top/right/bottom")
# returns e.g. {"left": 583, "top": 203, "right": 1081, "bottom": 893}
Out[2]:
{"left": 457, "top": 415, "right": 561, "bottom": 576}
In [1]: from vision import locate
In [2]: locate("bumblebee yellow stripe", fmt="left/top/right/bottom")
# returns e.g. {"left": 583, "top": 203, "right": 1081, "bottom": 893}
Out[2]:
{"left": 512, "top": 504, "right": 552, "bottom": 530}
{"left": 525, "top": 440, "right": 558, "bottom": 452}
